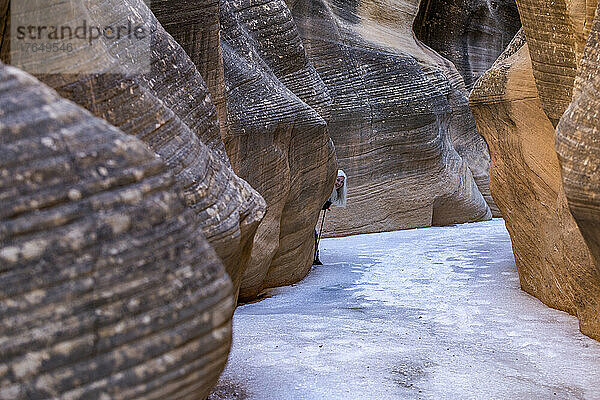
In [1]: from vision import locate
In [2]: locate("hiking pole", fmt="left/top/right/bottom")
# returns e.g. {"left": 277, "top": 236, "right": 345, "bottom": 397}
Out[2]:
{"left": 316, "top": 208, "right": 327, "bottom": 253}
{"left": 313, "top": 209, "right": 327, "bottom": 265}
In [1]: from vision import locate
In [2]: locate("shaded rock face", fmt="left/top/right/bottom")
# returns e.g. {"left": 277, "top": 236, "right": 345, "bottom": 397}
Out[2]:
{"left": 414, "top": 0, "right": 521, "bottom": 91}
{"left": 0, "top": 64, "right": 233, "bottom": 399}
{"left": 150, "top": 0, "right": 231, "bottom": 143}
{"left": 219, "top": 0, "right": 338, "bottom": 299}
{"left": 470, "top": 31, "right": 600, "bottom": 340}
{"left": 1, "top": 0, "right": 266, "bottom": 297}
{"left": 142, "top": 0, "right": 339, "bottom": 298}
{"left": 556, "top": 7, "right": 600, "bottom": 269}
{"left": 290, "top": 0, "right": 493, "bottom": 236}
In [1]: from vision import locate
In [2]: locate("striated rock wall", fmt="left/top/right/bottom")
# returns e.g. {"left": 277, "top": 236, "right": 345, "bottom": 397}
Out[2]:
{"left": 470, "top": 0, "right": 600, "bottom": 340}
{"left": 150, "top": 0, "right": 231, "bottom": 145}
{"left": 556, "top": 6, "right": 600, "bottom": 270}
{"left": 414, "top": 0, "right": 521, "bottom": 91}
{"left": 291, "top": 0, "right": 494, "bottom": 237}
{"left": 470, "top": 31, "right": 600, "bottom": 340}
{"left": 1, "top": 0, "right": 267, "bottom": 298}
{"left": 0, "top": 63, "right": 233, "bottom": 399}
{"left": 515, "top": 0, "right": 598, "bottom": 125}
{"left": 219, "top": 0, "right": 338, "bottom": 299}
{"left": 151, "top": 0, "right": 339, "bottom": 299}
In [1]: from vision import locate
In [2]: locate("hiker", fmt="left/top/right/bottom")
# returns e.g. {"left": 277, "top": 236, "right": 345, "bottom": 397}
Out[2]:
{"left": 314, "top": 169, "right": 347, "bottom": 265}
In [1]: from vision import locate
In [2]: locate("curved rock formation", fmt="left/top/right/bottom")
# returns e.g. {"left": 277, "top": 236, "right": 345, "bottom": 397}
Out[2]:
{"left": 470, "top": 31, "right": 600, "bottom": 340}
{"left": 556, "top": 6, "right": 600, "bottom": 268}
{"left": 154, "top": 0, "right": 339, "bottom": 299}
{"left": 150, "top": 0, "right": 230, "bottom": 143}
{"left": 290, "top": 0, "right": 493, "bottom": 236}
{"left": 414, "top": 0, "right": 521, "bottom": 91}
{"left": 1, "top": 0, "right": 266, "bottom": 297}
{"left": 0, "top": 64, "right": 233, "bottom": 398}
{"left": 219, "top": 0, "right": 338, "bottom": 299}
{"left": 515, "top": 0, "right": 598, "bottom": 124}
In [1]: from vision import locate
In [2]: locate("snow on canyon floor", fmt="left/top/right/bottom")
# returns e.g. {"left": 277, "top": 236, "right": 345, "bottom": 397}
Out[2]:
{"left": 209, "top": 219, "right": 600, "bottom": 400}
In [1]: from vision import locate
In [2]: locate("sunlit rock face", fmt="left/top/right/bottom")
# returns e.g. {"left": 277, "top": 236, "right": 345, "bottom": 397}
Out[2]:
{"left": 219, "top": 0, "right": 338, "bottom": 299}
{"left": 515, "top": 0, "right": 598, "bottom": 125}
{"left": 1, "top": 0, "right": 266, "bottom": 298}
{"left": 290, "top": 0, "right": 493, "bottom": 237}
{"left": 414, "top": 0, "right": 521, "bottom": 91}
{"left": 0, "top": 64, "right": 233, "bottom": 399}
{"left": 470, "top": 0, "right": 600, "bottom": 340}
{"left": 556, "top": 6, "right": 600, "bottom": 274}
{"left": 470, "top": 31, "right": 600, "bottom": 340}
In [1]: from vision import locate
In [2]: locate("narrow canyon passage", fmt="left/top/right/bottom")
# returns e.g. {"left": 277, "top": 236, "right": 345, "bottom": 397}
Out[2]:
{"left": 212, "top": 219, "right": 600, "bottom": 400}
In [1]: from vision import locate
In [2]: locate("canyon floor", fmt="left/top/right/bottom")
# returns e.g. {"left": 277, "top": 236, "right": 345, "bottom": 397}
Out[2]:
{"left": 209, "top": 219, "right": 600, "bottom": 400}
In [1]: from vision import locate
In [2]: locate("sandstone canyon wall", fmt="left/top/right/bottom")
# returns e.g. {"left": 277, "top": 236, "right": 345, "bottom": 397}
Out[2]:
{"left": 151, "top": 0, "right": 339, "bottom": 300}
{"left": 1, "top": 0, "right": 267, "bottom": 300}
{"left": 517, "top": 0, "right": 600, "bottom": 338}
{"left": 470, "top": 0, "right": 600, "bottom": 340}
{"left": 219, "top": 0, "right": 339, "bottom": 299}
{"left": 470, "top": 30, "right": 600, "bottom": 340}
{"left": 414, "top": 0, "right": 521, "bottom": 90}
{"left": 555, "top": 8, "right": 600, "bottom": 269}
{"left": 515, "top": 0, "right": 597, "bottom": 125}
{"left": 290, "top": 0, "right": 497, "bottom": 237}
{"left": 0, "top": 63, "right": 233, "bottom": 399}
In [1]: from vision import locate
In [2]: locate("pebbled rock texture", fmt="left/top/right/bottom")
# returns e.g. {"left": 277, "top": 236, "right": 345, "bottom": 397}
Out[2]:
{"left": 470, "top": 31, "right": 600, "bottom": 340}
{"left": 414, "top": 0, "right": 521, "bottom": 91}
{"left": 1, "top": 0, "right": 266, "bottom": 297}
{"left": 0, "top": 63, "right": 234, "bottom": 399}
{"left": 219, "top": 0, "right": 338, "bottom": 299}
{"left": 290, "top": 0, "right": 494, "bottom": 237}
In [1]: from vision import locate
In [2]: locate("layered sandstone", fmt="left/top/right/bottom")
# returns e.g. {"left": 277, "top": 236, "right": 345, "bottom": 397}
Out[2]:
{"left": 290, "top": 0, "right": 494, "bottom": 237}
{"left": 515, "top": 0, "right": 598, "bottom": 124}
{"left": 150, "top": 0, "right": 339, "bottom": 299}
{"left": 0, "top": 64, "right": 233, "bottom": 399}
{"left": 556, "top": 7, "right": 600, "bottom": 269}
{"left": 219, "top": 0, "right": 338, "bottom": 299}
{"left": 470, "top": 31, "right": 600, "bottom": 340}
{"left": 472, "top": 0, "right": 600, "bottom": 340}
{"left": 150, "top": 0, "right": 231, "bottom": 143}
{"left": 1, "top": 0, "right": 266, "bottom": 297}
{"left": 414, "top": 0, "right": 521, "bottom": 91}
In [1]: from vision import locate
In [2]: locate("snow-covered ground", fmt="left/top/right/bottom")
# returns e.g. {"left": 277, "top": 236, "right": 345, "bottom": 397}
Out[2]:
{"left": 210, "top": 219, "right": 600, "bottom": 400}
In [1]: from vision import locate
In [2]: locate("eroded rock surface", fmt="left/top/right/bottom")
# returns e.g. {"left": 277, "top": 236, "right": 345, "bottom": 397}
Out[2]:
{"left": 556, "top": 6, "right": 600, "bottom": 269}
{"left": 471, "top": 0, "right": 600, "bottom": 340}
{"left": 146, "top": 0, "right": 339, "bottom": 299}
{"left": 515, "top": 0, "right": 598, "bottom": 125}
{"left": 219, "top": 0, "right": 338, "bottom": 299}
{"left": 414, "top": 0, "right": 521, "bottom": 91}
{"left": 470, "top": 31, "right": 600, "bottom": 340}
{"left": 290, "top": 0, "right": 493, "bottom": 236}
{"left": 150, "top": 0, "right": 231, "bottom": 143}
{"left": 1, "top": 0, "right": 266, "bottom": 297}
{"left": 0, "top": 64, "right": 233, "bottom": 399}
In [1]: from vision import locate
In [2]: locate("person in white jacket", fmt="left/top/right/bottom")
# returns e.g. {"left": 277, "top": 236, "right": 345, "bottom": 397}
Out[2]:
{"left": 322, "top": 169, "right": 347, "bottom": 210}
{"left": 314, "top": 169, "right": 347, "bottom": 265}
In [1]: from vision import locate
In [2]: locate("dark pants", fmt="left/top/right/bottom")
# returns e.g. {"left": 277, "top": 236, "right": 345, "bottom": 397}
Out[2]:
{"left": 314, "top": 228, "right": 319, "bottom": 262}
